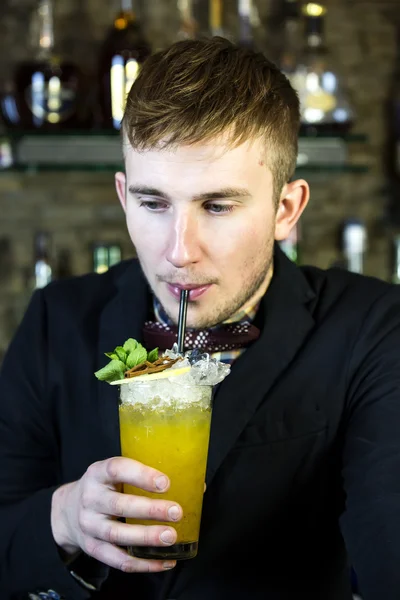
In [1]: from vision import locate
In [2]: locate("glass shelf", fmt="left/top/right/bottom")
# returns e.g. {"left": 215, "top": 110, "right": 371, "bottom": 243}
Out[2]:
{"left": 296, "top": 164, "right": 369, "bottom": 174}
{"left": 5, "top": 164, "right": 121, "bottom": 173}
{"left": 0, "top": 131, "right": 369, "bottom": 174}
{"left": 3, "top": 130, "right": 368, "bottom": 141}
{"left": 2, "top": 163, "right": 369, "bottom": 174}
{"left": 300, "top": 132, "right": 368, "bottom": 143}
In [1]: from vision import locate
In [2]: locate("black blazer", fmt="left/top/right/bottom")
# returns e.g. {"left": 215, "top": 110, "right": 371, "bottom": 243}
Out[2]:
{"left": 1, "top": 247, "right": 400, "bottom": 600}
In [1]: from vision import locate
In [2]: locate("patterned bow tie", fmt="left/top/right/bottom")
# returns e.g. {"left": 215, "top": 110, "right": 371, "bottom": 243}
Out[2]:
{"left": 142, "top": 320, "right": 260, "bottom": 354}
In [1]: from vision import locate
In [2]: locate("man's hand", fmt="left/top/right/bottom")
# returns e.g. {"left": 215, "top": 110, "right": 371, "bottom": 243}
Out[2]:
{"left": 51, "top": 457, "right": 182, "bottom": 573}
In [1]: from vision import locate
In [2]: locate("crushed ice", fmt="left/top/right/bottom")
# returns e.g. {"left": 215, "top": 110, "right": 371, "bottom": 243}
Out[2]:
{"left": 120, "top": 346, "right": 230, "bottom": 406}
{"left": 164, "top": 345, "right": 230, "bottom": 386}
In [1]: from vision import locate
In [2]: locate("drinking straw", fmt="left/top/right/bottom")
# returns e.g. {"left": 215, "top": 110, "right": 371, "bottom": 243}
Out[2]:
{"left": 177, "top": 289, "right": 189, "bottom": 354}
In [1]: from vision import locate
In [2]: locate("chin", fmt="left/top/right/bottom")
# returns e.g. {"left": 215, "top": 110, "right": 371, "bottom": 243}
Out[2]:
{"left": 158, "top": 292, "right": 215, "bottom": 329}
{"left": 186, "top": 312, "right": 217, "bottom": 330}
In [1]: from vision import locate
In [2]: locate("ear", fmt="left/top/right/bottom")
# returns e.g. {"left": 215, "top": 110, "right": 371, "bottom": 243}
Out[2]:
{"left": 115, "top": 171, "right": 127, "bottom": 213}
{"left": 274, "top": 179, "right": 310, "bottom": 241}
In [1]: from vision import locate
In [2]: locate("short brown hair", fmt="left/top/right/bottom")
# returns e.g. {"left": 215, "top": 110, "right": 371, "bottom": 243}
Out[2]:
{"left": 123, "top": 37, "right": 300, "bottom": 202}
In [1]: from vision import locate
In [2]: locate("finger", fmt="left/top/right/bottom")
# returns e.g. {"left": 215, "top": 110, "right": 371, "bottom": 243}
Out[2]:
{"left": 87, "top": 457, "right": 170, "bottom": 493}
{"left": 92, "top": 489, "right": 182, "bottom": 522}
{"left": 84, "top": 538, "right": 176, "bottom": 573}
{"left": 96, "top": 521, "right": 178, "bottom": 548}
{"left": 204, "top": 483, "right": 207, "bottom": 493}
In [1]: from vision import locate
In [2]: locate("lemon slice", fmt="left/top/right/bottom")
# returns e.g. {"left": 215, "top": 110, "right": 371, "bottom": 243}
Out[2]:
{"left": 109, "top": 366, "right": 191, "bottom": 385}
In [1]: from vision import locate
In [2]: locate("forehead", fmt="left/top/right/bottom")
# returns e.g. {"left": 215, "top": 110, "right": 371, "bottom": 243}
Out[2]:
{"left": 124, "top": 137, "right": 272, "bottom": 189}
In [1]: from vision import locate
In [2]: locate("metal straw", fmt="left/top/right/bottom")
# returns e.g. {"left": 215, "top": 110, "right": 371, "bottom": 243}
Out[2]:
{"left": 177, "top": 289, "right": 189, "bottom": 354}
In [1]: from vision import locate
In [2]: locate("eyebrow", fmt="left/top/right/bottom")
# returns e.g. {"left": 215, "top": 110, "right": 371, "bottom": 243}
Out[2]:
{"left": 128, "top": 185, "right": 251, "bottom": 202}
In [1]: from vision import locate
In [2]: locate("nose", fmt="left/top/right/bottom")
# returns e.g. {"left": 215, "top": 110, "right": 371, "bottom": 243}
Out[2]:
{"left": 165, "top": 210, "right": 202, "bottom": 268}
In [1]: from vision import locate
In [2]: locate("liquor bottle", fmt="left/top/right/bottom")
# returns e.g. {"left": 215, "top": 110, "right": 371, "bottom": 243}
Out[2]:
{"left": 237, "top": 0, "right": 254, "bottom": 49}
{"left": 391, "top": 234, "right": 400, "bottom": 284}
{"left": 0, "top": 118, "right": 13, "bottom": 169}
{"left": 0, "top": 77, "right": 20, "bottom": 129}
{"left": 56, "top": 248, "right": 73, "bottom": 279}
{"left": 294, "top": 3, "right": 354, "bottom": 136}
{"left": 393, "top": 32, "right": 400, "bottom": 195}
{"left": 108, "top": 244, "right": 122, "bottom": 268}
{"left": 98, "top": 0, "right": 151, "bottom": 131}
{"left": 177, "top": 0, "right": 198, "bottom": 40}
{"left": 386, "top": 27, "right": 400, "bottom": 224}
{"left": 34, "top": 232, "right": 52, "bottom": 288}
{"left": 14, "top": 0, "right": 88, "bottom": 130}
{"left": 279, "top": 0, "right": 302, "bottom": 85}
{"left": 93, "top": 244, "right": 109, "bottom": 274}
{"left": 93, "top": 243, "right": 122, "bottom": 274}
{"left": 0, "top": 237, "right": 13, "bottom": 283}
{"left": 342, "top": 219, "right": 366, "bottom": 275}
{"left": 209, "top": 0, "right": 225, "bottom": 37}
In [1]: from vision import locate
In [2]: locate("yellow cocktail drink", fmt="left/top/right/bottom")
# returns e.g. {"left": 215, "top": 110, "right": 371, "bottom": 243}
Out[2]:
{"left": 119, "top": 380, "right": 213, "bottom": 560}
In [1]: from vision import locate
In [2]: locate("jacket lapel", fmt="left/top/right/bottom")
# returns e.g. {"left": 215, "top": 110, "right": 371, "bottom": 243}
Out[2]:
{"left": 96, "top": 261, "right": 150, "bottom": 458}
{"left": 205, "top": 247, "right": 316, "bottom": 487}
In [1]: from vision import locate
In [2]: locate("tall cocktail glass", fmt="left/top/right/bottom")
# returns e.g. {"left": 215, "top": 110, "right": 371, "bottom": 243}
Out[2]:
{"left": 119, "top": 378, "right": 213, "bottom": 560}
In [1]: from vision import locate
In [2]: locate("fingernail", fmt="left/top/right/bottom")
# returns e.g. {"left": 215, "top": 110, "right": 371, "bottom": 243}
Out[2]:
{"left": 163, "top": 561, "right": 176, "bottom": 570}
{"left": 160, "top": 530, "right": 174, "bottom": 544}
{"left": 155, "top": 475, "right": 168, "bottom": 490}
{"left": 168, "top": 506, "right": 181, "bottom": 521}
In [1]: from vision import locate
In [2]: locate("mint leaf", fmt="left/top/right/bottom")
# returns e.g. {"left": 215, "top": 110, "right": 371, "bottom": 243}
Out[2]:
{"left": 123, "top": 338, "right": 138, "bottom": 353}
{"left": 126, "top": 343, "right": 147, "bottom": 369}
{"left": 148, "top": 348, "right": 159, "bottom": 363}
{"left": 114, "top": 346, "right": 127, "bottom": 363}
{"left": 96, "top": 338, "right": 150, "bottom": 385}
{"left": 95, "top": 359, "right": 126, "bottom": 382}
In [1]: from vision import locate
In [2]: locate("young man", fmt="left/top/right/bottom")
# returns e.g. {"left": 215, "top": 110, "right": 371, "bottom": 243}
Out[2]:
{"left": 1, "top": 37, "right": 399, "bottom": 600}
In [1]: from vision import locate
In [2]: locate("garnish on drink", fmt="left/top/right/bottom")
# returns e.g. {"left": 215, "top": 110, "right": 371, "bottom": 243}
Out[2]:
{"left": 94, "top": 338, "right": 190, "bottom": 384}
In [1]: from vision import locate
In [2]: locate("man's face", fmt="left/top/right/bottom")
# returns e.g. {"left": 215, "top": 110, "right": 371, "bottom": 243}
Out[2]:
{"left": 116, "top": 137, "right": 279, "bottom": 328}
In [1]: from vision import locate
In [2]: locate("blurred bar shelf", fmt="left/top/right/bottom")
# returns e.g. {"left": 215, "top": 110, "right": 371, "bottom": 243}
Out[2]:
{"left": 0, "top": 131, "right": 369, "bottom": 173}
{"left": 6, "top": 131, "right": 123, "bottom": 172}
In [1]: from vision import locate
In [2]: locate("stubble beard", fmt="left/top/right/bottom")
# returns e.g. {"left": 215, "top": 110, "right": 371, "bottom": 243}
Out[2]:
{"left": 142, "top": 237, "right": 275, "bottom": 330}
{"left": 186, "top": 256, "right": 273, "bottom": 328}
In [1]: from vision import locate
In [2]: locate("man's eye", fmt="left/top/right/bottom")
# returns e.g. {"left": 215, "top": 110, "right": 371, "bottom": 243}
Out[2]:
{"left": 205, "top": 203, "right": 234, "bottom": 214}
{"left": 140, "top": 201, "right": 168, "bottom": 212}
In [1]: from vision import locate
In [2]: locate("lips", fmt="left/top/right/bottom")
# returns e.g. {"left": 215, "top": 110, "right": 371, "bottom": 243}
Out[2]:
{"left": 166, "top": 283, "right": 212, "bottom": 301}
